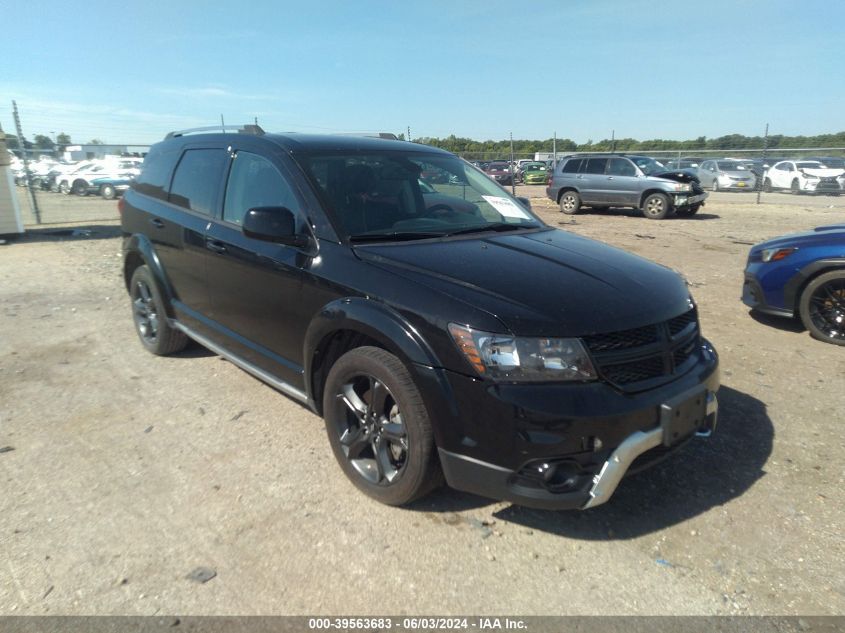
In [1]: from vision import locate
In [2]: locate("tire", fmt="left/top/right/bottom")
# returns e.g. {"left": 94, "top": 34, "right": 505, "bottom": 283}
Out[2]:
{"left": 129, "top": 265, "right": 188, "bottom": 356}
{"left": 798, "top": 271, "right": 845, "bottom": 346}
{"left": 559, "top": 190, "right": 581, "bottom": 214}
{"left": 763, "top": 178, "right": 772, "bottom": 193}
{"left": 675, "top": 203, "right": 701, "bottom": 217}
{"left": 642, "top": 193, "right": 671, "bottom": 220}
{"left": 323, "top": 346, "right": 443, "bottom": 505}
{"left": 72, "top": 180, "right": 88, "bottom": 196}
{"left": 59, "top": 181, "right": 71, "bottom": 194}
{"left": 791, "top": 179, "right": 801, "bottom": 194}
{"left": 101, "top": 184, "right": 117, "bottom": 200}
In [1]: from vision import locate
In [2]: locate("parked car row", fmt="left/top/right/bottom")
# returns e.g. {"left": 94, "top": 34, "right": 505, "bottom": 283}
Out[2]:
{"left": 11, "top": 155, "right": 142, "bottom": 200}
{"left": 662, "top": 156, "right": 845, "bottom": 195}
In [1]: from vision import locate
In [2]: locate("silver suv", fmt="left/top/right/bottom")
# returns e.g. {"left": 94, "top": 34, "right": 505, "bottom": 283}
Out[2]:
{"left": 546, "top": 154, "right": 708, "bottom": 220}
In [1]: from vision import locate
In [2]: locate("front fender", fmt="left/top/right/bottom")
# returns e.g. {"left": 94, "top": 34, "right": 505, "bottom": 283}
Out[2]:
{"left": 303, "top": 298, "right": 460, "bottom": 429}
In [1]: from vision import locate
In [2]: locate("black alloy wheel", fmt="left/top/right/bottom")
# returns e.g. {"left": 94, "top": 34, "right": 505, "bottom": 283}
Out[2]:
{"left": 791, "top": 179, "right": 800, "bottom": 194}
{"left": 129, "top": 265, "right": 188, "bottom": 355}
{"left": 323, "top": 346, "right": 442, "bottom": 505}
{"left": 799, "top": 272, "right": 845, "bottom": 346}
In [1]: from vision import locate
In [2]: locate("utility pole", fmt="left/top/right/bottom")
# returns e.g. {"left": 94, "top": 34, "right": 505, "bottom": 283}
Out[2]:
{"left": 407, "top": 126, "right": 411, "bottom": 142}
{"left": 756, "top": 123, "right": 769, "bottom": 205}
{"left": 510, "top": 132, "right": 515, "bottom": 196}
{"left": 553, "top": 131, "right": 557, "bottom": 166}
{"left": 611, "top": 129, "right": 616, "bottom": 153}
{"left": 12, "top": 101, "right": 40, "bottom": 224}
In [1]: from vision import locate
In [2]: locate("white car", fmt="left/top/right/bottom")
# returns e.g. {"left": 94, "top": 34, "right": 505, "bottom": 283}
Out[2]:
{"left": 67, "top": 158, "right": 142, "bottom": 196}
{"left": 763, "top": 160, "right": 845, "bottom": 195}
{"left": 697, "top": 159, "right": 757, "bottom": 191}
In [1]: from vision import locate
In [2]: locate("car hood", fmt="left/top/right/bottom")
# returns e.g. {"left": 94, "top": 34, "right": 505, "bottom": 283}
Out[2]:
{"left": 752, "top": 224, "right": 845, "bottom": 252}
{"left": 651, "top": 170, "right": 699, "bottom": 184}
{"left": 800, "top": 167, "right": 845, "bottom": 177}
{"left": 354, "top": 228, "right": 691, "bottom": 336}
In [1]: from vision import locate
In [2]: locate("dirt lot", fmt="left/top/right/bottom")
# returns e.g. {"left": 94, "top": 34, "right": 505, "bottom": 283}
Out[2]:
{"left": 1, "top": 190, "right": 843, "bottom": 616}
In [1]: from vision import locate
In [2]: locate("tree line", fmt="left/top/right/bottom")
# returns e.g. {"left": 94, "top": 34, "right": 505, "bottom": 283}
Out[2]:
{"left": 4, "top": 133, "right": 103, "bottom": 151}
{"left": 411, "top": 131, "right": 845, "bottom": 155}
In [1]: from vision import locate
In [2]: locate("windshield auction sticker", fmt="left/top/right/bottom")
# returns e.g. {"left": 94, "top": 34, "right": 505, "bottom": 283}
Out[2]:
{"left": 482, "top": 195, "right": 531, "bottom": 219}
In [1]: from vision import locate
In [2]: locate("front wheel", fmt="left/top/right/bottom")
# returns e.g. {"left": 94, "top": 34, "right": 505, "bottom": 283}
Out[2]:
{"left": 711, "top": 179, "right": 720, "bottom": 192}
{"left": 799, "top": 271, "right": 845, "bottom": 346}
{"left": 559, "top": 191, "right": 581, "bottom": 214}
{"left": 642, "top": 193, "right": 671, "bottom": 220}
{"left": 323, "top": 346, "right": 443, "bottom": 505}
{"left": 791, "top": 179, "right": 801, "bottom": 194}
{"left": 763, "top": 178, "right": 772, "bottom": 193}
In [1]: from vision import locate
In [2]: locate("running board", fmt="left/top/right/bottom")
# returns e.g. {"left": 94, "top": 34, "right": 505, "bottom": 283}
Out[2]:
{"left": 173, "top": 322, "right": 312, "bottom": 406}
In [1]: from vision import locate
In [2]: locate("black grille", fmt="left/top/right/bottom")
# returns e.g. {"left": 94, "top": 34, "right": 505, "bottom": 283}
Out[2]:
{"left": 584, "top": 308, "right": 700, "bottom": 389}
{"left": 668, "top": 310, "right": 697, "bottom": 337}
{"left": 583, "top": 324, "right": 659, "bottom": 352}
{"left": 602, "top": 355, "right": 665, "bottom": 385}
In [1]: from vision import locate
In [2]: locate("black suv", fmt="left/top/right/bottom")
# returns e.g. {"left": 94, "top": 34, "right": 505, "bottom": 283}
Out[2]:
{"left": 121, "top": 126, "right": 719, "bottom": 509}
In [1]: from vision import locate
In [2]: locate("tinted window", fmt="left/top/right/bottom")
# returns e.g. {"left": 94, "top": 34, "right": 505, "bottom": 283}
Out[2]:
{"left": 562, "top": 158, "right": 583, "bottom": 173}
{"left": 223, "top": 152, "right": 299, "bottom": 225}
{"left": 584, "top": 158, "right": 608, "bottom": 174}
{"left": 168, "top": 149, "right": 229, "bottom": 214}
{"left": 607, "top": 158, "right": 637, "bottom": 177}
{"left": 134, "top": 146, "right": 180, "bottom": 200}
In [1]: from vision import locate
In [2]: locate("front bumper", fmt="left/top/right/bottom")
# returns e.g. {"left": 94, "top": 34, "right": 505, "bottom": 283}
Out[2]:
{"left": 431, "top": 340, "right": 720, "bottom": 510}
{"left": 672, "top": 192, "right": 708, "bottom": 208}
{"left": 742, "top": 272, "right": 794, "bottom": 317}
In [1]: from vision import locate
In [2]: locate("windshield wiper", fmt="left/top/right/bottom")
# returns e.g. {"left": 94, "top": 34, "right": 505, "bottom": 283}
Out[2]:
{"left": 442, "top": 222, "right": 538, "bottom": 237}
{"left": 349, "top": 231, "right": 444, "bottom": 243}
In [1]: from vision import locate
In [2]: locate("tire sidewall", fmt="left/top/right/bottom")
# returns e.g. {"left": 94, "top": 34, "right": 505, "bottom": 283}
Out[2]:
{"left": 129, "top": 265, "right": 170, "bottom": 355}
{"left": 799, "top": 271, "right": 845, "bottom": 346}
{"left": 643, "top": 193, "right": 670, "bottom": 220}
{"left": 322, "top": 347, "right": 437, "bottom": 505}
{"left": 559, "top": 191, "right": 581, "bottom": 214}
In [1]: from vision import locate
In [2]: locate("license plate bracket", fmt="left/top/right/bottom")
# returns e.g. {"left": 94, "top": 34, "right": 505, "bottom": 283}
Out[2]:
{"left": 660, "top": 389, "right": 707, "bottom": 446}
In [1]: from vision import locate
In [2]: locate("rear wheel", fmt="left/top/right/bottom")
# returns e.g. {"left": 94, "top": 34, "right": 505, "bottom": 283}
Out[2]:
{"left": 323, "top": 346, "right": 443, "bottom": 505}
{"left": 559, "top": 191, "right": 581, "bottom": 214}
{"left": 100, "top": 184, "right": 117, "bottom": 200}
{"left": 72, "top": 180, "right": 88, "bottom": 196}
{"left": 642, "top": 193, "right": 671, "bottom": 220}
{"left": 799, "top": 271, "right": 845, "bottom": 346}
{"left": 129, "top": 265, "right": 188, "bottom": 355}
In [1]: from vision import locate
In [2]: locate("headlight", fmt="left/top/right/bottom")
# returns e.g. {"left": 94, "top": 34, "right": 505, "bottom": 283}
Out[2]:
{"left": 761, "top": 247, "right": 797, "bottom": 262}
{"left": 671, "top": 183, "right": 692, "bottom": 192}
{"left": 448, "top": 324, "right": 597, "bottom": 382}
{"left": 802, "top": 171, "right": 819, "bottom": 179}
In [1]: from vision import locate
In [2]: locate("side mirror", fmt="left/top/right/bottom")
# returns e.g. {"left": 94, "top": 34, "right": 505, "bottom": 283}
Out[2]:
{"left": 242, "top": 206, "right": 309, "bottom": 248}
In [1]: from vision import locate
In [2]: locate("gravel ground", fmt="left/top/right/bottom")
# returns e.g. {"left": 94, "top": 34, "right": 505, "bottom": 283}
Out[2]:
{"left": 0, "top": 191, "right": 843, "bottom": 616}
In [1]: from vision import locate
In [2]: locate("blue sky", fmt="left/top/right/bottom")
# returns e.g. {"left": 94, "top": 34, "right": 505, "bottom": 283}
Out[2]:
{"left": 2, "top": 0, "right": 844, "bottom": 145}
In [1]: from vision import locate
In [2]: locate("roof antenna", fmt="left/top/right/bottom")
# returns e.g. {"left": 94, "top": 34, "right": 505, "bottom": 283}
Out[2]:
{"left": 220, "top": 114, "right": 225, "bottom": 132}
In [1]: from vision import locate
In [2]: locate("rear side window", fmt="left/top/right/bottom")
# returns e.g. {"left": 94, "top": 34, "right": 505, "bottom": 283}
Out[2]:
{"left": 561, "top": 158, "right": 583, "bottom": 174}
{"left": 584, "top": 158, "right": 608, "bottom": 174}
{"left": 168, "top": 149, "right": 229, "bottom": 214}
{"left": 134, "top": 146, "right": 180, "bottom": 200}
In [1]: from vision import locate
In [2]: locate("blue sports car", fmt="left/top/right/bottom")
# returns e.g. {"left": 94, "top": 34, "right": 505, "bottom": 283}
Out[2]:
{"left": 743, "top": 224, "right": 845, "bottom": 345}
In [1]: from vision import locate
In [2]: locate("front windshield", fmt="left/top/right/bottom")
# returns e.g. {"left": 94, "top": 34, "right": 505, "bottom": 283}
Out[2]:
{"left": 818, "top": 158, "right": 845, "bottom": 168}
{"left": 523, "top": 162, "right": 545, "bottom": 170}
{"left": 716, "top": 161, "right": 746, "bottom": 171}
{"left": 631, "top": 157, "right": 667, "bottom": 176}
{"left": 298, "top": 151, "right": 542, "bottom": 240}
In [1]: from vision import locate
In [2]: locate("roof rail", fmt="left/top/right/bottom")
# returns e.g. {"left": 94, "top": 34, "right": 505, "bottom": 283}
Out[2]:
{"left": 333, "top": 132, "right": 401, "bottom": 140}
{"left": 164, "top": 124, "right": 265, "bottom": 140}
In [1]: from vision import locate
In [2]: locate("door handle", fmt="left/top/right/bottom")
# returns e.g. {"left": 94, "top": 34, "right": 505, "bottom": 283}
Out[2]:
{"left": 607, "top": 176, "right": 615, "bottom": 180}
{"left": 206, "top": 240, "right": 227, "bottom": 254}
{"left": 149, "top": 218, "right": 165, "bottom": 228}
